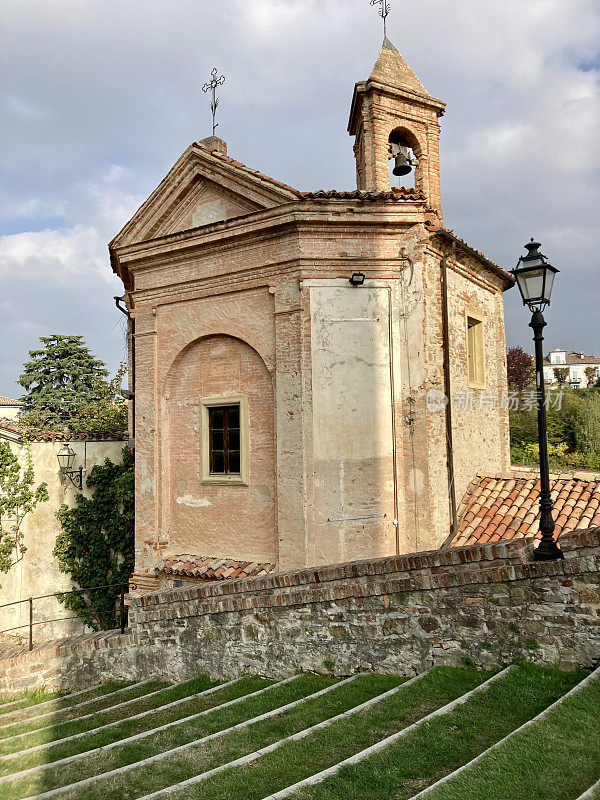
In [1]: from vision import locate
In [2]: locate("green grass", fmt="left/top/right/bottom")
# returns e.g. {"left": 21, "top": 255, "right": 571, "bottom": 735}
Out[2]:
{"left": 51, "top": 667, "right": 488, "bottom": 800}
{"left": 0, "top": 680, "right": 169, "bottom": 742}
{"left": 422, "top": 671, "right": 600, "bottom": 800}
{"left": 0, "top": 676, "right": 270, "bottom": 775}
{"left": 4, "top": 674, "right": 350, "bottom": 799}
{"left": 1, "top": 665, "right": 591, "bottom": 800}
{"left": 0, "top": 674, "right": 235, "bottom": 762}
{"left": 0, "top": 690, "right": 58, "bottom": 715}
{"left": 272, "top": 664, "right": 587, "bottom": 800}
{"left": 0, "top": 681, "right": 135, "bottom": 723}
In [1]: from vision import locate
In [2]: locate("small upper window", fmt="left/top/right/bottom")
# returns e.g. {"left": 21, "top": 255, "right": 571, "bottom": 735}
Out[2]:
{"left": 208, "top": 405, "right": 241, "bottom": 475}
{"left": 467, "top": 315, "right": 485, "bottom": 387}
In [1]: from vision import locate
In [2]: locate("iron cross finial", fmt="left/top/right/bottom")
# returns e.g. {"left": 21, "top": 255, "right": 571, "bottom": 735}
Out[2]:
{"left": 370, "top": 0, "right": 391, "bottom": 38}
{"left": 202, "top": 67, "right": 226, "bottom": 136}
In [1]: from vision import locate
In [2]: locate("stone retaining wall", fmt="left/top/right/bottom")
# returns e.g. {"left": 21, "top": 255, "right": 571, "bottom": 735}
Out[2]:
{"left": 1, "top": 529, "right": 599, "bottom": 695}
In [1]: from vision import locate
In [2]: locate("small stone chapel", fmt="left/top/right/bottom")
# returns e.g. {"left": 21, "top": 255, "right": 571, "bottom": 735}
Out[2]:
{"left": 110, "top": 38, "right": 514, "bottom": 594}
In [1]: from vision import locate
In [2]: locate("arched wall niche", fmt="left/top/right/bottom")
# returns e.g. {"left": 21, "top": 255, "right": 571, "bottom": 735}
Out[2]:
{"left": 161, "top": 333, "right": 277, "bottom": 565}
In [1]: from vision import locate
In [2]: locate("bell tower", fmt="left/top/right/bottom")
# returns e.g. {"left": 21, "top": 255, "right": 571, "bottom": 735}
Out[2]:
{"left": 348, "top": 37, "right": 446, "bottom": 218}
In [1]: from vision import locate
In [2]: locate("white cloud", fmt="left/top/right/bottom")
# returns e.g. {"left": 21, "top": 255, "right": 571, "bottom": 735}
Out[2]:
{"left": 0, "top": 225, "right": 110, "bottom": 282}
{"left": 0, "top": 0, "right": 598, "bottom": 395}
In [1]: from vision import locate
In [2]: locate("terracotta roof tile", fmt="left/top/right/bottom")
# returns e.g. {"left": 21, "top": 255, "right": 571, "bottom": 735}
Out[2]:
{"left": 0, "top": 418, "right": 127, "bottom": 442}
{"left": 452, "top": 473, "right": 600, "bottom": 547}
{"left": 300, "top": 187, "right": 426, "bottom": 202}
{"left": 0, "top": 396, "right": 22, "bottom": 406}
{"left": 157, "top": 555, "right": 276, "bottom": 582}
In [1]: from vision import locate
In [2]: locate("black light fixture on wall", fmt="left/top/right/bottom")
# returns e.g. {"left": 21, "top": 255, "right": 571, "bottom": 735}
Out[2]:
{"left": 57, "top": 443, "right": 84, "bottom": 490}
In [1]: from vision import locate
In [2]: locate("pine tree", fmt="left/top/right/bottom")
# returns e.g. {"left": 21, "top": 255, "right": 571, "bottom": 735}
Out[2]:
{"left": 18, "top": 335, "right": 109, "bottom": 423}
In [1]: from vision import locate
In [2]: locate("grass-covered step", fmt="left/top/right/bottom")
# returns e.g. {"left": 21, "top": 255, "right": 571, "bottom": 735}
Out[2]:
{"left": 576, "top": 778, "right": 600, "bottom": 800}
{"left": 0, "top": 679, "right": 172, "bottom": 744}
{"left": 261, "top": 662, "right": 588, "bottom": 800}
{"left": 89, "top": 667, "right": 491, "bottom": 800}
{"left": 2, "top": 674, "right": 357, "bottom": 800}
{"left": 0, "top": 681, "right": 143, "bottom": 727}
{"left": 0, "top": 688, "right": 98, "bottom": 718}
{"left": 413, "top": 666, "right": 600, "bottom": 800}
{"left": 0, "top": 676, "right": 272, "bottom": 775}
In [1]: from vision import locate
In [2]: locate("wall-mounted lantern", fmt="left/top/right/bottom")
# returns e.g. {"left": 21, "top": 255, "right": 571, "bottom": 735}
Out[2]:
{"left": 57, "top": 443, "right": 84, "bottom": 490}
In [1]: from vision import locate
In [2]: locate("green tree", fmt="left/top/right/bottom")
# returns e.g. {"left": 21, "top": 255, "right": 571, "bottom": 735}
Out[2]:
{"left": 585, "top": 366, "right": 598, "bottom": 386}
{"left": 19, "top": 335, "right": 109, "bottom": 424}
{"left": 0, "top": 442, "right": 48, "bottom": 580}
{"left": 553, "top": 367, "right": 570, "bottom": 387}
{"left": 65, "top": 363, "right": 128, "bottom": 434}
{"left": 54, "top": 447, "right": 134, "bottom": 630}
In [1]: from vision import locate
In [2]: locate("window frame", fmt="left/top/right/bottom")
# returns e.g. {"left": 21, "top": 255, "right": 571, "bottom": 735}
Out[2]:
{"left": 465, "top": 311, "right": 486, "bottom": 389}
{"left": 200, "top": 395, "right": 249, "bottom": 486}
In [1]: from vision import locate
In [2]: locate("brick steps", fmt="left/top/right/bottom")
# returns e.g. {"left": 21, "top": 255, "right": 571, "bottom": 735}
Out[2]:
{"left": 1, "top": 665, "right": 593, "bottom": 800}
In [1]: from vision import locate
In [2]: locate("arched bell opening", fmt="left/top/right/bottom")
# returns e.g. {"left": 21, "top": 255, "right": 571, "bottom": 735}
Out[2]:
{"left": 388, "top": 128, "right": 422, "bottom": 191}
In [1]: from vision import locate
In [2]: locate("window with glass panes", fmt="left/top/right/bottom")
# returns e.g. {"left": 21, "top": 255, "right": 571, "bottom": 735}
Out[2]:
{"left": 208, "top": 405, "right": 241, "bottom": 475}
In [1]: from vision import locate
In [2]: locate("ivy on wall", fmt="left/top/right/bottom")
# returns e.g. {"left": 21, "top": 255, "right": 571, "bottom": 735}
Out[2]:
{"left": 0, "top": 442, "right": 49, "bottom": 584}
{"left": 54, "top": 447, "right": 134, "bottom": 630}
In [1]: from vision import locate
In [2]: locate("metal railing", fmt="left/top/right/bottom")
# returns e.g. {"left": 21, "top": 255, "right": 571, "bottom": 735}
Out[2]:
{"left": 0, "top": 582, "right": 136, "bottom": 651}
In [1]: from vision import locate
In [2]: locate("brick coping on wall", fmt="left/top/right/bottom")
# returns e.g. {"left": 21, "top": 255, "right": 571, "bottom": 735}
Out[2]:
{"left": 129, "top": 528, "right": 599, "bottom": 617}
{"left": 1, "top": 527, "right": 598, "bottom": 675}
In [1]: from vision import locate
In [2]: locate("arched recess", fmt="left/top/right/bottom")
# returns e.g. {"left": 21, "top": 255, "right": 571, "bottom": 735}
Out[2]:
{"left": 388, "top": 126, "right": 425, "bottom": 192}
{"left": 161, "top": 333, "right": 277, "bottom": 566}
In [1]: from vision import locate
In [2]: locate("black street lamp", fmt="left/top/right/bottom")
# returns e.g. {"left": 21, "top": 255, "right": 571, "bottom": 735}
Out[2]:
{"left": 512, "top": 239, "right": 563, "bottom": 561}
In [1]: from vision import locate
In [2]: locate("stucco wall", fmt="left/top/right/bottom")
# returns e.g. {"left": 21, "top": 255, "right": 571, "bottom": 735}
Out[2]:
{"left": 0, "top": 438, "right": 126, "bottom": 645}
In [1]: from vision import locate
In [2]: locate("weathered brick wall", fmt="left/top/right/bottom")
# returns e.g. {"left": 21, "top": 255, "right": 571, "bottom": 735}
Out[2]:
{"left": 1, "top": 529, "right": 598, "bottom": 696}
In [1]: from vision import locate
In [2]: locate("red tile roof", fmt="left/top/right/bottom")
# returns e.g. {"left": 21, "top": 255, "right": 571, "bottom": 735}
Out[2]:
{"left": 452, "top": 473, "right": 600, "bottom": 547}
{"left": 195, "top": 141, "right": 302, "bottom": 198}
{"left": 0, "top": 418, "right": 127, "bottom": 442}
{"left": 195, "top": 143, "right": 429, "bottom": 205}
{"left": 300, "top": 187, "right": 427, "bottom": 201}
{"left": 0, "top": 396, "right": 22, "bottom": 406}
{"left": 544, "top": 352, "right": 600, "bottom": 366}
{"left": 427, "top": 224, "right": 514, "bottom": 287}
{"left": 157, "top": 555, "right": 276, "bottom": 582}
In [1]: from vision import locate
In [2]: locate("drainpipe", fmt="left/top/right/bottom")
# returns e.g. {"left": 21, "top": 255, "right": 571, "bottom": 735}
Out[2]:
{"left": 114, "top": 296, "right": 135, "bottom": 450}
{"left": 440, "top": 247, "right": 458, "bottom": 537}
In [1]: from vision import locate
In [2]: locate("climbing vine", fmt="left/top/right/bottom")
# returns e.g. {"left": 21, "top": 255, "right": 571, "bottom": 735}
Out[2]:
{"left": 54, "top": 447, "right": 134, "bottom": 630}
{"left": 0, "top": 442, "right": 48, "bottom": 583}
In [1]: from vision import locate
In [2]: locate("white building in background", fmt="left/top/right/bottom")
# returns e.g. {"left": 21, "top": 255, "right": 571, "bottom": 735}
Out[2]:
{"left": 543, "top": 349, "right": 600, "bottom": 388}
{"left": 0, "top": 396, "right": 23, "bottom": 421}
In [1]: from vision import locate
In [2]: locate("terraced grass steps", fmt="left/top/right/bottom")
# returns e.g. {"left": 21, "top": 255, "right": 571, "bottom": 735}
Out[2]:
{"left": 410, "top": 665, "right": 600, "bottom": 800}
{"left": 0, "top": 664, "right": 591, "bottom": 800}
{"left": 0, "top": 680, "right": 172, "bottom": 743}
{"left": 0, "top": 681, "right": 148, "bottom": 728}
{"left": 0, "top": 675, "right": 303, "bottom": 789}
{"left": 9, "top": 674, "right": 365, "bottom": 800}
{"left": 0, "top": 687, "right": 103, "bottom": 717}
{"left": 8, "top": 673, "right": 405, "bottom": 800}
{"left": 0, "top": 675, "right": 241, "bottom": 760}
{"left": 257, "top": 663, "right": 588, "bottom": 800}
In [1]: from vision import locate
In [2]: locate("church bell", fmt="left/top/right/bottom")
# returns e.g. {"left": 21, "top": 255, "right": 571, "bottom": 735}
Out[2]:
{"left": 392, "top": 149, "right": 412, "bottom": 176}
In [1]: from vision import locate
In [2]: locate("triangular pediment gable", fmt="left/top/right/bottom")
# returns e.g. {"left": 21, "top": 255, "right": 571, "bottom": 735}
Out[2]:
{"left": 111, "top": 142, "right": 300, "bottom": 248}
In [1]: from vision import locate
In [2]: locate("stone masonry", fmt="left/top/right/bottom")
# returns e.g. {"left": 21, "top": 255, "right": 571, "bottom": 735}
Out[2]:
{"left": 1, "top": 528, "right": 598, "bottom": 695}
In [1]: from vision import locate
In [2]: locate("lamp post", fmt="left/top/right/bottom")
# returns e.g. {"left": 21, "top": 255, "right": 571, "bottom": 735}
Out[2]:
{"left": 57, "top": 443, "right": 84, "bottom": 490}
{"left": 512, "top": 239, "right": 563, "bottom": 561}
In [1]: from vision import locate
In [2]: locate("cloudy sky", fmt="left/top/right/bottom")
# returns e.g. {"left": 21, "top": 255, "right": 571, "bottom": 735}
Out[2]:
{"left": 1, "top": 0, "right": 598, "bottom": 397}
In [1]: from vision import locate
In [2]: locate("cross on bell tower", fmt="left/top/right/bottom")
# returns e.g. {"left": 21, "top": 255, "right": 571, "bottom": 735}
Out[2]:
{"left": 348, "top": 37, "right": 446, "bottom": 219}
